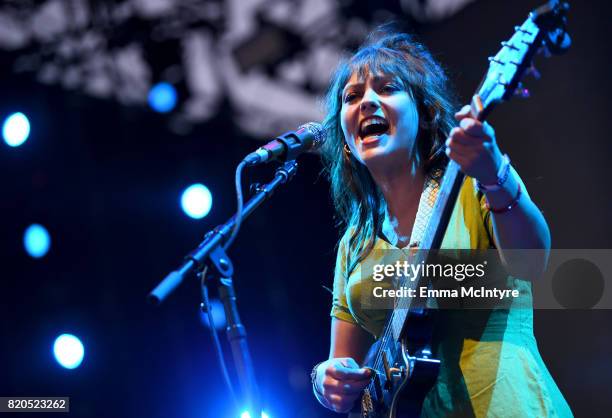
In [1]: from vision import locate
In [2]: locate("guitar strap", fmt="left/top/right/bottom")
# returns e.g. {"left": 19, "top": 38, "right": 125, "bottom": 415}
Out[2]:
{"left": 406, "top": 168, "right": 444, "bottom": 250}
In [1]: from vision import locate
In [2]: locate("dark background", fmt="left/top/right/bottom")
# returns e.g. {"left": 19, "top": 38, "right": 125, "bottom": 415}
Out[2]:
{"left": 1, "top": 1, "right": 611, "bottom": 417}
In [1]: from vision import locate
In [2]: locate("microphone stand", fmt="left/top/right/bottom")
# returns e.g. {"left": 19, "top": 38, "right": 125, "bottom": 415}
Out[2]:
{"left": 148, "top": 160, "right": 299, "bottom": 417}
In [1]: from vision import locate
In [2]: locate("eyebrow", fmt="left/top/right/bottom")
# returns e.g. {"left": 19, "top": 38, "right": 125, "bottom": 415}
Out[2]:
{"left": 342, "top": 75, "right": 398, "bottom": 95}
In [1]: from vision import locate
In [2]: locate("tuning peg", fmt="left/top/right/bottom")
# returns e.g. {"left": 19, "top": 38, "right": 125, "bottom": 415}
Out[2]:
{"left": 514, "top": 25, "right": 533, "bottom": 36}
{"left": 514, "top": 83, "right": 530, "bottom": 99}
{"left": 526, "top": 64, "right": 541, "bottom": 80}
{"left": 501, "top": 41, "right": 519, "bottom": 51}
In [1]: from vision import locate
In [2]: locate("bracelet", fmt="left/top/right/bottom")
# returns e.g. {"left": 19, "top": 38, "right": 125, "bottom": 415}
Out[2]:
{"left": 311, "top": 361, "right": 326, "bottom": 398}
{"left": 477, "top": 154, "right": 511, "bottom": 192}
{"left": 486, "top": 183, "right": 522, "bottom": 214}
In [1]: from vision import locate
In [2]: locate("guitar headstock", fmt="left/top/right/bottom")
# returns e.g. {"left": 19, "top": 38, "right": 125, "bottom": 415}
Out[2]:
{"left": 472, "top": 0, "right": 571, "bottom": 120}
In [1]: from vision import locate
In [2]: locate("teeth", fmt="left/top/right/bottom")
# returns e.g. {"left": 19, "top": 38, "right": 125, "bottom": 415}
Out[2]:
{"left": 361, "top": 118, "right": 386, "bottom": 130}
{"left": 360, "top": 117, "right": 388, "bottom": 137}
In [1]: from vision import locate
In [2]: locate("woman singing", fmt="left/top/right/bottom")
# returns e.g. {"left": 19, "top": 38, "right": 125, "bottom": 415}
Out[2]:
{"left": 311, "top": 30, "right": 572, "bottom": 417}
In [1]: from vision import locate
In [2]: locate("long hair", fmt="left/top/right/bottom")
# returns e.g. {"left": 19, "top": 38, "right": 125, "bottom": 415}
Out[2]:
{"left": 321, "top": 30, "right": 458, "bottom": 276}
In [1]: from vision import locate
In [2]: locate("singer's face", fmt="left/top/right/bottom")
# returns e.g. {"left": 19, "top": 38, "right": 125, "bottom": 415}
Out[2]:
{"left": 340, "top": 71, "right": 419, "bottom": 168}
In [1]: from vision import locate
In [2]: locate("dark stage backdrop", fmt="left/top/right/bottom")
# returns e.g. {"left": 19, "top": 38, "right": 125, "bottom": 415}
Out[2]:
{"left": 1, "top": 1, "right": 610, "bottom": 417}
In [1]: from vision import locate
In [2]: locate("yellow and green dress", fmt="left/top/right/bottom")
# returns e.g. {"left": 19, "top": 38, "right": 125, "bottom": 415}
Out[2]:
{"left": 331, "top": 174, "right": 573, "bottom": 417}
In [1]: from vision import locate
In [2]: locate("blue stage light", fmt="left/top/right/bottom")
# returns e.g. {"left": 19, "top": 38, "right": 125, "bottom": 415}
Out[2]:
{"left": 181, "top": 183, "right": 212, "bottom": 219}
{"left": 240, "top": 411, "right": 270, "bottom": 418}
{"left": 148, "top": 82, "right": 177, "bottom": 113}
{"left": 2, "top": 112, "right": 30, "bottom": 147}
{"left": 53, "top": 334, "right": 85, "bottom": 369}
{"left": 23, "top": 224, "right": 51, "bottom": 258}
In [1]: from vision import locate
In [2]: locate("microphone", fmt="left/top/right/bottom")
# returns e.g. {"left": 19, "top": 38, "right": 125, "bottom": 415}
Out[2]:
{"left": 242, "top": 122, "right": 326, "bottom": 166}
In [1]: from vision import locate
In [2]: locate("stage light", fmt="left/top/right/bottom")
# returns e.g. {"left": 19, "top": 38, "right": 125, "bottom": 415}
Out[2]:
{"left": 23, "top": 224, "right": 51, "bottom": 258}
{"left": 53, "top": 334, "right": 84, "bottom": 369}
{"left": 181, "top": 183, "right": 212, "bottom": 219}
{"left": 240, "top": 411, "right": 270, "bottom": 418}
{"left": 2, "top": 112, "right": 30, "bottom": 147}
{"left": 148, "top": 82, "right": 177, "bottom": 113}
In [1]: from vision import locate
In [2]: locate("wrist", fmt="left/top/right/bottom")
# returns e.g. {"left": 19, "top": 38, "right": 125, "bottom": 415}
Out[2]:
{"left": 486, "top": 182, "right": 522, "bottom": 214}
{"left": 477, "top": 154, "right": 510, "bottom": 192}
{"left": 482, "top": 168, "right": 523, "bottom": 214}
{"left": 311, "top": 361, "right": 326, "bottom": 402}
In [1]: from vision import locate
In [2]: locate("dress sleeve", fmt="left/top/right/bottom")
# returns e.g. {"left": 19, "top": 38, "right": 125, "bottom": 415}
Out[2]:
{"left": 330, "top": 230, "right": 357, "bottom": 324}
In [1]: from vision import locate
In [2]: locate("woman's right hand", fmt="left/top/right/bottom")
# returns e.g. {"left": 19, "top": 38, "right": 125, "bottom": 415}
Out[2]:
{"left": 313, "top": 357, "right": 372, "bottom": 413}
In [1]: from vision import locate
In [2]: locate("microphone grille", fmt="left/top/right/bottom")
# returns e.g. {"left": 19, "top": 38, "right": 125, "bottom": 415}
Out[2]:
{"left": 300, "top": 122, "right": 326, "bottom": 149}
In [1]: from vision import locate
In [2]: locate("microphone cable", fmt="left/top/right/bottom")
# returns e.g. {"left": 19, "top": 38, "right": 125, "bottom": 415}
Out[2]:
{"left": 224, "top": 161, "right": 246, "bottom": 251}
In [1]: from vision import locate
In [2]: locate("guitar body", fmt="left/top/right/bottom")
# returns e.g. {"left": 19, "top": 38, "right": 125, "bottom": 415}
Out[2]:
{"left": 349, "top": 313, "right": 441, "bottom": 418}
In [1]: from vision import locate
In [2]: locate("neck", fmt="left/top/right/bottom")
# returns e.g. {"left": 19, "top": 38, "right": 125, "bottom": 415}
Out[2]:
{"left": 369, "top": 156, "right": 426, "bottom": 245}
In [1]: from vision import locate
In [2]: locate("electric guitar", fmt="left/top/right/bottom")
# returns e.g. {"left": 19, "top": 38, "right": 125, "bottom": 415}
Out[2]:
{"left": 351, "top": 1, "right": 570, "bottom": 417}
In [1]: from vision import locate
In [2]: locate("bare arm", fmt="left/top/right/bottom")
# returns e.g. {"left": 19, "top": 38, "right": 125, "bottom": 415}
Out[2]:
{"left": 329, "top": 317, "right": 374, "bottom": 361}
{"left": 485, "top": 167, "right": 551, "bottom": 279}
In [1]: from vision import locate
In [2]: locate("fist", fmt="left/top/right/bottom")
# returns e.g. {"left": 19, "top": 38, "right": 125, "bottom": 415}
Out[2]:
{"left": 445, "top": 104, "right": 504, "bottom": 185}
{"left": 313, "top": 357, "right": 372, "bottom": 413}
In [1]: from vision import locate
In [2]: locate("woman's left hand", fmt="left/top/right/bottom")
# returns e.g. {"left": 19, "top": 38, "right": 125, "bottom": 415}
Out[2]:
{"left": 446, "top": 104, "right": 504, "bottom": 184}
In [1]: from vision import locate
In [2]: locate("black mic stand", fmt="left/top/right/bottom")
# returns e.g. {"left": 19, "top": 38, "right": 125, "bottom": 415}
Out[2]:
{"left": 200, "top": 245, "right": 260, "bottom": 416}
{"left": 149, "top": 160, "right": 299, "bottom": 417}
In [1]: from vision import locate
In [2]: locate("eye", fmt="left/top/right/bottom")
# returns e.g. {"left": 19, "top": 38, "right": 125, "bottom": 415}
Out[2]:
{"left": 343, "top": 91, "right": 359, "bottom": 103}
{"left": 381, "top": 83, "right": 400, "bottom": 93}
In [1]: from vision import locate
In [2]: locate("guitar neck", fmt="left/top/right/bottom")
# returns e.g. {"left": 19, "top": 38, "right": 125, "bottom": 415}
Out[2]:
{"left": 421, "top": 160, "right": 465, "bottom": 251}
{"left": 420, "top": 92, "right": 489, "bottom": 251}
{"left": 390, "top": 159, "right": 465, "bottom": 340}
{"left": 391, "top": 95, "right": 487, "bottom": 340}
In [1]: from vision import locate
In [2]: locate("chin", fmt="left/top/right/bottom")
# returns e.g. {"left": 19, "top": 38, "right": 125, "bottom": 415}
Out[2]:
{"left": 360, "top": 146, "right": 412, "bottom": 170}
{"left": 359, "top": 147, "right": 393, "bottom": 165}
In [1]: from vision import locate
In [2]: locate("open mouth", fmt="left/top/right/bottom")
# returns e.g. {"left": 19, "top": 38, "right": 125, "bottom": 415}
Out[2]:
{"left": 359, "top": 116, "right": 389, "bottom": 140}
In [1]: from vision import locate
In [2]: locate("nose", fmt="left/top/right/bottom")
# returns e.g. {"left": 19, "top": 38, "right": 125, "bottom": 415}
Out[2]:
{"left": 360, "top": 88, "right": 380, "bottom": 112}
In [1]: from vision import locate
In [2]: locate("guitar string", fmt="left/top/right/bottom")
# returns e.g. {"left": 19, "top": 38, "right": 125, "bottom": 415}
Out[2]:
{"left": 365, "top": 155, "right": 451, "bottom": 396}
{"left": 369, "top": 161, "right": 445, "bottom": 380}
{"left": 366, "top": 233, "right": 423, "bottom": 397}
{"left": 366, "top": 187, "right": 430, "bottom": 397}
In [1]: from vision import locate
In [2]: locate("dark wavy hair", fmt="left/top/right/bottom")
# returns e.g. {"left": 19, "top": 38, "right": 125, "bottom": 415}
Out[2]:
{"left": 321, "top": 30, "right": 458, "bottom": 276}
